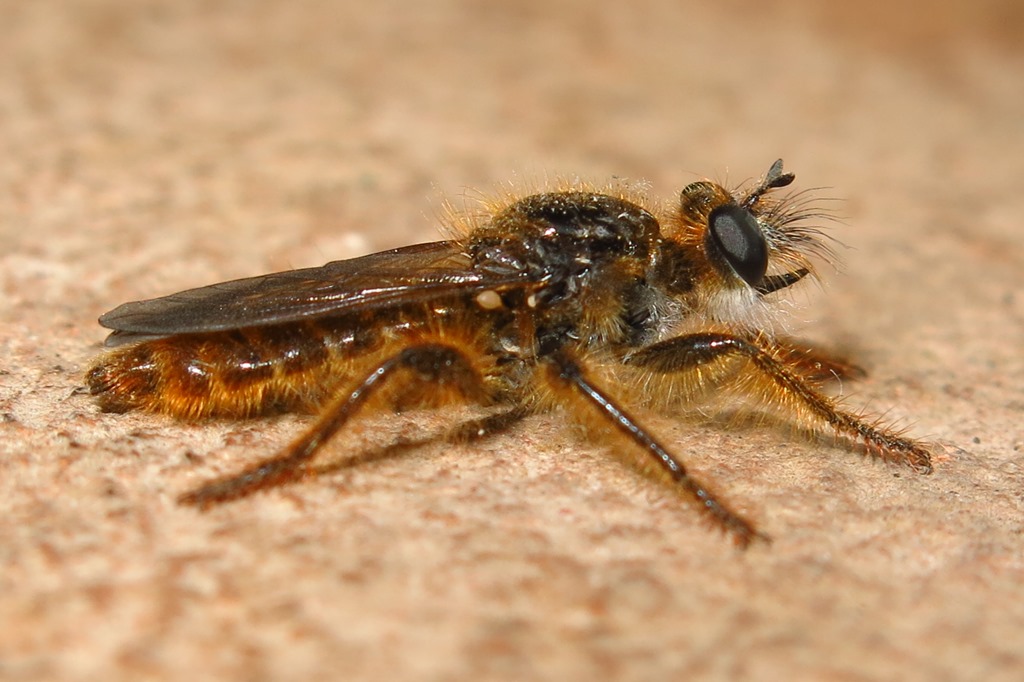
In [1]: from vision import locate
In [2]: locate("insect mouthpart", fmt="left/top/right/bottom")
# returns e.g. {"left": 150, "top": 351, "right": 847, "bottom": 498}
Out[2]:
{"left": 706, "top": 203, "right": 769, "bottom": 288}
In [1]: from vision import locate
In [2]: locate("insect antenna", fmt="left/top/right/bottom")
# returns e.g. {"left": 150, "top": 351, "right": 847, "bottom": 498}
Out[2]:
{"left": 742, "top": 158, "right": 796, "bottom": 209}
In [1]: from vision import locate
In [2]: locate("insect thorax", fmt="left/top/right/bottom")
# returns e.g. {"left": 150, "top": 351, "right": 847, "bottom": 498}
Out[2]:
{"left": 465, "top": 191, "right": 668, "bottom": 353}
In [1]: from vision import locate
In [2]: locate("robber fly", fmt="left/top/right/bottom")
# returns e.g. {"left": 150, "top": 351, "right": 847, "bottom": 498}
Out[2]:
{"left": 88, "top": 160, "right": 932, "bottom": 546}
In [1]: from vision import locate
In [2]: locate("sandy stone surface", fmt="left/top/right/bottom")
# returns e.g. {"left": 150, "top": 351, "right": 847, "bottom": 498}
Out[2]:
{"left": 1, "top": 1, "right": 1022, "bottom": 680}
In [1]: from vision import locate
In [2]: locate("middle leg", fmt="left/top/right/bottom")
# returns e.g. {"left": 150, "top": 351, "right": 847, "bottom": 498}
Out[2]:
{"left": 546, "top": 352, "right": 767, "bottom": 548}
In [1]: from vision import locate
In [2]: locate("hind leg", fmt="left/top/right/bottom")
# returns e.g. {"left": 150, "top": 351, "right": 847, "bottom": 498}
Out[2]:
{"left": 179, "top": 342, "right": 494, "bottom": 507}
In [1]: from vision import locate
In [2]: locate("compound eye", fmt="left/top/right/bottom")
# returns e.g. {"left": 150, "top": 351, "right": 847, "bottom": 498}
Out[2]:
{"left": 707, "top": 204, "right": 768, "bottom": 287}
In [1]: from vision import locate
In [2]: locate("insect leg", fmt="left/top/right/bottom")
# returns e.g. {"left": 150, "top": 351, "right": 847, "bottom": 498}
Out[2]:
{"left": 547, "top": 352, "right": 766, "bottom": 548}
{"left": 178, "top": 342, "right": 491, "bottom": 508}
{"left": 310, "top": 406, "right": 530, "bottom": 479}
{"left": 627, "top": 333, "right": 933, "bottom": 473}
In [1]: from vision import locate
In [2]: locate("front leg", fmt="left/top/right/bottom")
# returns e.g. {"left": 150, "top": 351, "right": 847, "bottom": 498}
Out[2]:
{"left": 627, "top": 333, "right": 932, "bottom": 473}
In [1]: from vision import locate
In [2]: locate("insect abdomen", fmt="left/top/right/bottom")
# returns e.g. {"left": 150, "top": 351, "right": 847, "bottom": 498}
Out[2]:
{"left": 88, "top": 321, "right": 379, "bottom": 419}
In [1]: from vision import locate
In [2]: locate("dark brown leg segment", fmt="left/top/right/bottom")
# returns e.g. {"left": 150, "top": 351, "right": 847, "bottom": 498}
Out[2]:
{"left": 178, "top": 343, "right": 491, "bottom": 507}
{"left": 628, "top": 333, "right": 933, "bottom": 473}
{"left": 548, "top": 352, "right": 766, "bottom": 548}
{"left": 309, "top": 406, "right": 530, "bottom": 478}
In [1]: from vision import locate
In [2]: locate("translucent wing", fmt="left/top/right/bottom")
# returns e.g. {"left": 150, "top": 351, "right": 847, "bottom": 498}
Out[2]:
{"left": 99, "top": 241, "right": 530, "bottom": 346}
